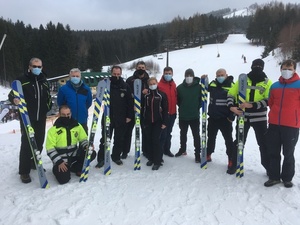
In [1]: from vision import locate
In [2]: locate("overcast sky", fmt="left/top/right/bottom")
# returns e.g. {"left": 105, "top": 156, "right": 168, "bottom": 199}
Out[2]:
{"left": 0, "top": 0, "right": 296, "bottom": 31}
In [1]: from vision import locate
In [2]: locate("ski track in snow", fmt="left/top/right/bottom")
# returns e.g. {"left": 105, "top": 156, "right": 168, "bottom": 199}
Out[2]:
{"left": 1, "top": 34, "right": 300, "bottom": 225}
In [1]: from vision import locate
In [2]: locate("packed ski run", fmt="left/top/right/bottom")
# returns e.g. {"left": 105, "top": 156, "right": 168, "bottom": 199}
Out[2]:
{"left": 0, "top": 34, "right": 300, "bottom": 225}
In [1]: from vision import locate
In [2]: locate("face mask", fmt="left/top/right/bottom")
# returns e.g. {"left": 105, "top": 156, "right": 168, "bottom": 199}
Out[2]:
{"left": 164, "top": 74, "right": 172, "bottom": 82}
{"left": 185, "top": 77, "right": 193, "bottom": 84}
{"left": 32, "top": 68, "right": 42, "bottom": 76}
{"left": 216, "top": 76, "right": 226, "bottom": 84}
{"left": 252, "top": 67, "right": 263, "bottom": 73}
{"left": 70, "top": 77, "right": 81, "bottom": 84}
{"left": 149, "top": 84, "right": 157, "bottom": 90}
{"left": 136, "top": 69, "right": 144, "bottom": 76}
{"left": 281, "top": 70, "right": 294, "bottom": 80}
{"left": 59, "top": 117, "right": 72, "bottom": 126}
{"left": 111, "top": 76, "right": 120, "bottom": 83}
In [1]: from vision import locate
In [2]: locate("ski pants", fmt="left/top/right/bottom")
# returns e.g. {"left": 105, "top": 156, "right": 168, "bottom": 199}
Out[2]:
{"left": 160, "top": 114, "right": 176, "bottom": 155}
{"left": 19, "top": 118, "right": 46, "bottom": 175}
{"left": 179, "top": 119, "right": 201, "bottom": 155}
{"left": 52, "top": 150, "right": 96, "bottom": 185}
{"left": 123, "top": 116, "right": 146, "bottom": 155}
{"left": 231, "top": 119, "right": 269, "bottom": 172}
{"left": 144, "top": 121, "right": 163, "bottom": 165}
{"left": 266, "top": 124, "right": 299, "bottom": 182}
{"left": 97, "top": 120, "right": 127, "bottom": 162}
{"left": 207, "top": 117, "right": 234, "bottom": 157}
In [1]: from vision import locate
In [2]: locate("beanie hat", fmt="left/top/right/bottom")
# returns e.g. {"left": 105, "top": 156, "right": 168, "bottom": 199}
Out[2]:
{"left": 185, "top": 68, "right": 195, "bottom": 77}
{"left": 251, "top": 59, "right": 264, "bottom": 70}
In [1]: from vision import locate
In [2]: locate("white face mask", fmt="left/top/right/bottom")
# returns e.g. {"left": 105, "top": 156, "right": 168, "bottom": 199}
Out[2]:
{"left": 185, "top": 77, "right": 193, "bottom": 84}
{"left": 149, "top": 84, "right": 157, "bottom": 90}
{"left": 281, "top": 70, "right": 294, "bottom": 80}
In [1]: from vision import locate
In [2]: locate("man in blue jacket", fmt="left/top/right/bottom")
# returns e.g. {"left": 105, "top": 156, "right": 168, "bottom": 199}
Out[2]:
{"left": 57, "top": 68, "right": 92, "bottom": 133}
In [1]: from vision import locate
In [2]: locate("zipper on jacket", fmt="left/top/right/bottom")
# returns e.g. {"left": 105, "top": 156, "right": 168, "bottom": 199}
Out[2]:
{"left": 35, "top": 78, "right": 41, "bottom": 121}
{"left": 278, "top": 84, "right": 286, "bottom": 125}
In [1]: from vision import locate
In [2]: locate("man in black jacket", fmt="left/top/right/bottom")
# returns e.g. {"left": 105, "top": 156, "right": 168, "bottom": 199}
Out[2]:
{"left": 123, "top": 61, "right": 149, "bottom": 159}
{"left": 8, "top": 57, "right": 52, "bottom": 183}
{"left": 96, "top": 65, "right": 134, "bottom": 167}
{"left": 206, "top": 69, "right": 235, "bottom": 173}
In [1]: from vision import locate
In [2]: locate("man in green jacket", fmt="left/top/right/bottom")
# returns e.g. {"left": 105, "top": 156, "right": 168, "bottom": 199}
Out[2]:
{"left": 175, "top": 69, "right": 202, "bottom": 163}
{"left": 46, "top": 105, "right": 96, "bottom": 184}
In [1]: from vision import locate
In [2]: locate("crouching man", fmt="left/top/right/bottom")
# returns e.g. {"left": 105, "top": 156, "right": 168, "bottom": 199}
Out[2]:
{"left": 46, "top": 105, "right": 96, "bottom": 184}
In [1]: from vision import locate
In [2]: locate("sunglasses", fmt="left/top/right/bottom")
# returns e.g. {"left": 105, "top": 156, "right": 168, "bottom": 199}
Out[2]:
{"left": 31, "top": 65, "right": 42, "bottom": 68}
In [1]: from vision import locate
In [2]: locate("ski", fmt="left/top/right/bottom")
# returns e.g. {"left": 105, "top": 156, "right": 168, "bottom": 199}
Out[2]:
{"left": 11, "top": 80, "right": 49, "bottom": 188}
{"left": 133, "top": 79, "right": 142, "bottom": 170}
{"left": 103, "top": 79, "right": 111, "bottom": 176}
{"left": 200, "top": 76, "right": 209, "bottom": 169}
{"left": 236, "top": 73, "right": 247, "bottom": 178}
{"left": 0, "top": 108, "right": 9, "bottom": 121}
{"left": 80, "top": 79, "right": 107, "bottom": 182}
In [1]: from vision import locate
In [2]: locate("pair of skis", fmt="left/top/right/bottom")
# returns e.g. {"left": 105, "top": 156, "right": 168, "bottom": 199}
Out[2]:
{"left": 200, "top": 73, "right": 246, "bottom": 178}
{"left": 200, "top": 76, "right": 208, "bottom": 169}
{"left": 80, "top": 78, "right": 142, "bottom": 181}
{"left": 236, "top": 73, "right": 247, "bottom": 178}
{"left": 12, "top": 80, "right": 49, "bottom": 189}
{"left": 79, "top": 79, "right": 109, "bottom": 182}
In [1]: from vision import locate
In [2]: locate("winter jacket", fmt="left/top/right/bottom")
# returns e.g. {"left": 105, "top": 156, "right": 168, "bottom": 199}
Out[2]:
{"left": 208, "top": 76, "right": 235, "bottom": 121}
{"left": 268, "top": 72, "right": 300, "bottom": 128}
{"left": 8, "top": 71, "right": 52, "bottom": 121}
{"left": 158, "top": 75, "right": 177, "bottom": 115}
{"left": 46, "top": 117, "right": 88, "bottom": 165}
{"left": 227, "top": 71, "right": 272, "bottom": 122}
{"left": 109, "top": 77, "right": 134, "bottom": 126}
{"left": 177, "top": 77, "right": 201, "bottom": 121}
{"left": 57, "top": 80, "right": 92, "bottom": 125}
{"left": 126, "top": 71, "right": 149, "bottom": 118}
{"left": 143, "top": 89, "right": 168, "bottom": 126}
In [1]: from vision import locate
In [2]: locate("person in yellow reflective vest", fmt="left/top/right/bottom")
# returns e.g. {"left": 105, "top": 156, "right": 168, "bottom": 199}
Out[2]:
{"left": 46, "top": 105, "right": 96, "bottom": 184}
{"left": 227, "top": 59, "right": 272, "bottom": 175}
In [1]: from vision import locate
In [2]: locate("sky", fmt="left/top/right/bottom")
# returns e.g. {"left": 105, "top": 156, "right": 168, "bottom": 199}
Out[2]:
{"left": 0, "top": 34, "right": 300, "bottom": 225}
{"left": 0, "top": 0, "right": 296, "bottom": 31}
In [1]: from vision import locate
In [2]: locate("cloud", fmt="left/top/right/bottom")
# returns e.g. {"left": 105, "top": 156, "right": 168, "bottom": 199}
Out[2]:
{"left": 0, "top": 0, "right": 294, "bottom": 30}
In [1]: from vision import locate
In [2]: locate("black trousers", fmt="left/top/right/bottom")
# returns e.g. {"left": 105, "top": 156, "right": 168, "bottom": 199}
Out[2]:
{"left": 97, "top": 120, "right": 127, "bottom": 162}
{"left": 52, "top": 150, "right": 96, "bottom": 185}
{"left": 160, "top": 114, "right": 176, "bottom": 155}
{"left": 266, "top": 124, "right": 299, "bottom": 182}
{"left": 144, "top": 121, "right": 162, "bottom": 165}
{"left": 19, "top": 118, "right": 46, "bottom": 175}
{"left": 123, "top": 117, "right": 146, "bottom": 155}
{"left": 231, "top": 119, "right": 268, "bottom": 172}
{"left": 207, "top": 117, "right": 234, "bottom": 158}
{"left": 179, "top": 119, "right": 201, "bottom": 154}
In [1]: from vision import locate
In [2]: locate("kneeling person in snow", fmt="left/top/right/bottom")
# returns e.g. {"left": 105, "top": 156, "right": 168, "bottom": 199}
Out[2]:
{"left": 46, "top": 105, "right": 96, "bottom": 184}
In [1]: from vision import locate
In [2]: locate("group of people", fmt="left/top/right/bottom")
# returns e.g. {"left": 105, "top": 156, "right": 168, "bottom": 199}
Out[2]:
{"left": 9, "top": 57, "right": 300, "bottom": 188}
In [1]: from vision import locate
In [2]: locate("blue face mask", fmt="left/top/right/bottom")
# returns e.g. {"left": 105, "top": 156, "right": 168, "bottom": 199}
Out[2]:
{"left": 70, "top": 77, "right": 81, "bottom": 84}
{"left": 164, "top": 74, "right": 172, "bottom": 81}
{"left": 216, "top": 76, "right": 226, "bottom": 84}
{"left": 32, "top": 68, "right": 42, "bottom": 76}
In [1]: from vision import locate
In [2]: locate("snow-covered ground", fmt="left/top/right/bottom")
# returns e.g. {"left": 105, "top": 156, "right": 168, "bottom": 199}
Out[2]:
{"left": 0, "top": 34, "right": 299, "bottom": 225}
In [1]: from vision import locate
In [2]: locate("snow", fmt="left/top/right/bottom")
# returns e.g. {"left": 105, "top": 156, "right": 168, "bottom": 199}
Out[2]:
{"left": 1, "top": 34, "right": 300, "bottom": 225}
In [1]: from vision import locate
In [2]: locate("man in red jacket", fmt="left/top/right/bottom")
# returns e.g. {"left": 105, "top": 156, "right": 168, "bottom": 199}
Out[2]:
{"left": 264, "top": 59, "right": 300, "bottom": 188}
{"left": 158, "top": 66, "right": 177, "bottom": 157}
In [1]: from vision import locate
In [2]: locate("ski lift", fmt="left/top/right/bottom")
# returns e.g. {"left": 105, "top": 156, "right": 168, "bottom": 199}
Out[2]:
{"left": 158, "top": 54, "right": 163, "bottom": 60}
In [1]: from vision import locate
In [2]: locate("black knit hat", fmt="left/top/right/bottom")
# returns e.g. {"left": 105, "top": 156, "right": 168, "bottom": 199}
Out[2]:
{"left": 185, "top": 68, "right": 195, "bottom": 77}
{"left": 251, "top": 59, "right": 265, "bottom": 70}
